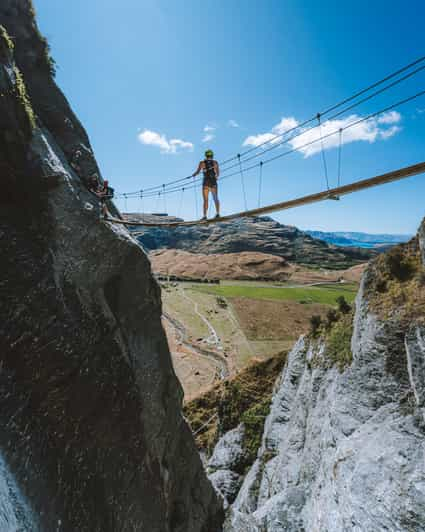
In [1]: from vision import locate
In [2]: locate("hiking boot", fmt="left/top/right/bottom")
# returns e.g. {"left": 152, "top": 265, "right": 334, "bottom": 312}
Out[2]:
{"left": 201, "top": 216, "right": 207, "bottom": 221}
{"left": 215, "top": 213, "right": 220, "bottom": 219}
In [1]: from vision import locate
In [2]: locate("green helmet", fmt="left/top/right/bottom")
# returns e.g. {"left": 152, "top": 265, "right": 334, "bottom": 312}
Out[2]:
{"left": 205, "top": 149, "right": 214, "bottom": 158}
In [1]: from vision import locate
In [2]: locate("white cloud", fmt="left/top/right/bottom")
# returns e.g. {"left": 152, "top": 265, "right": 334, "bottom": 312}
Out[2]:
{"left": 272, "top": 117, "right": 298, "bottom": 135}
{"left": 242, "top": 111, "right": 402, "bottom": 157}
{"left": 379, "top": 125, "right": 401, "bottom": 139}
{"left": 243, "top": 116, "right": 299, "bottom": 148}
{"left": 202, "top": 133, "right": 215, "bottom": 143}
{"left": 243, "top": 132, "right": 277, "bottom": 148}
{"left": 204, "top": 124, "right": 216, "bottom": 132}
{"left": 138, "top": 129, "right": 194, "bottom": 154}
{"left": 228, "top": 119, "right": 239, "bottom": 128}
{"left": 288, "top": 112, "right": 402, "bottom": 157}
{"left": 377, "top": 110, "right": 401, "bottom": 124}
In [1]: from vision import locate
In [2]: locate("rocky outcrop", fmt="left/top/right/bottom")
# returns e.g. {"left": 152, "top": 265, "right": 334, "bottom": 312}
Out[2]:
{"left": 129, "top": 215, "right": 374, "bottom": 269}
{"left": 0, "top": 3, "right": 222, "bottom": 531}
{"left": 221, "top": 235, "right": 425, "bottom": 530}
{"left": 207, "top": 425, "right": 247, "bottom": 509}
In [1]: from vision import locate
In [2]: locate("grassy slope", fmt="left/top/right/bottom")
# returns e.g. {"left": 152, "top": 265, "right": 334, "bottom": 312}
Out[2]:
{"left": 184, "top": 351, "right": 287, "bottom": 465}
{"left": 192, "top": 283, "right": 358, "bottom": 305}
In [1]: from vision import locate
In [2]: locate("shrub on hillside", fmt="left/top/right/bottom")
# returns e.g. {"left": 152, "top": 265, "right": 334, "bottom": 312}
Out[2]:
{"left": 336, "top": 295, "right": 352, "bottom": 315}
{"left": 325, "top": 308, "right": 339, "bottom": 331}
{"left": 326, "top": 317, "right": 353, "bottom": 372}
{"left": 383, "top": 246, "right": 417, "bottom": 282}
{"left": 309, "top": 315, "right": 322, "bottom": 337}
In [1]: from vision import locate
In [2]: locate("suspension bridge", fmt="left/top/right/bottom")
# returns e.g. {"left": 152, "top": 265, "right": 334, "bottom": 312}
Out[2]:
{"left": 108, "top": 56, "right": 425, "bottom": 228}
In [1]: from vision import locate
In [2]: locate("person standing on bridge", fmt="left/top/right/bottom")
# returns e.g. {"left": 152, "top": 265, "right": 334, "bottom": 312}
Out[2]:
{"left": 192, "top": 149, "right": 220, "bottom": 220}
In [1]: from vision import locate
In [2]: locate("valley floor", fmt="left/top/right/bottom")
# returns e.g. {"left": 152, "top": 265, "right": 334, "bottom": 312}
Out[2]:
{"left": 161, "top": 280, "right": 358, "bottom": 400}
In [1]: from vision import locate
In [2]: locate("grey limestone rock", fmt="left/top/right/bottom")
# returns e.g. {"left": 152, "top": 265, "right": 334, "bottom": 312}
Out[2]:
{"left": 208, "top": 424, "right": 246, "bottom": 473}
{"left": 225, "top": 273, "right": 425, "bottom": 531}
{"left": 207, "top": 424, "right": 247, "bottom": 507}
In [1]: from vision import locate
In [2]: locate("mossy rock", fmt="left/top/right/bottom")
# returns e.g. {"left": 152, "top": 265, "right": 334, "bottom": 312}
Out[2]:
{"left": 325, "top": 315, "right": 353, "bottom": 372}
{"left": 13, "top": 65, "right": 36, "bottom": 131}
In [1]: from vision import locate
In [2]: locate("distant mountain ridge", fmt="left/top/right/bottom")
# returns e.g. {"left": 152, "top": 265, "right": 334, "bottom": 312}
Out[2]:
{"left": 126, "top": 214, "right": 375, "bottom": 269}
{"left": 305, "top": 230, "right": 412, "bottom": 249}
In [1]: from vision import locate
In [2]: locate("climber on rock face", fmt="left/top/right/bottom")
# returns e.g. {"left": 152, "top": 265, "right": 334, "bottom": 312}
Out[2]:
{"left": 192, "top": 149, "right": 220, "bottom": 221}
{"left": 95, "top": 179, "right": 114, "bottom": 219}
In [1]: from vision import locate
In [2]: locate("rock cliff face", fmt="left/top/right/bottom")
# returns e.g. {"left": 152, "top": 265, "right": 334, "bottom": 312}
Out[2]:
{"left": 220, "top": 231, "right": 425, "bottom": 531}
{"left": 129, "top": 215, "right": 374, "bottom": 269}
{"left": 0, "top": 452, "right": 37, "bottom": 531}
{"left": 0, "top": 2, "right": 222, "bottom": 531}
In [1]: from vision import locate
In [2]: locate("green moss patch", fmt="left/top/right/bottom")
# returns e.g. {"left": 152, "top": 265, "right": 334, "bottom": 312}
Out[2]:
{"left": 325, "top": 315, "right": 353, "bottom": 372}
{"left": 0, "top": 25, "right": 14, "bottom": 51}
{"left": 13, "top": 66, "right": 36, "bottom": 130}
{"left": 241, "top": 397, "right": 272, "bottom": 465}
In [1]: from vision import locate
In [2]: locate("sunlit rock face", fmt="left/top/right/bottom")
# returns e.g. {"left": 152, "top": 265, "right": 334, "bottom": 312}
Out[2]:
{"left": 0, "top": 454, "right": 38, "bottom": 532}
{"left": 221, "top": 231, "right": 425, "bottom": 531}
{"left": 0, "top": 2, "right": 223, "bottom": 531}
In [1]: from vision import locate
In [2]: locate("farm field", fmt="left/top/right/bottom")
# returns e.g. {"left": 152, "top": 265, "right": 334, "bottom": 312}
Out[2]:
{"left": 162, "top": 280, "right": 359, "bottom": 400}
{"left": 192, "top": 282, "right": 358, "bottom": 305}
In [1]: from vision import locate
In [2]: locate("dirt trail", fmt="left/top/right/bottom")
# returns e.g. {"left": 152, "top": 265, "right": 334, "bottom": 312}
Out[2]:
{"left": 163, "top": 312, "right": 229, "bottom": 379}
{"left": 180, "top": 288, "right": 221, "bottom": 348}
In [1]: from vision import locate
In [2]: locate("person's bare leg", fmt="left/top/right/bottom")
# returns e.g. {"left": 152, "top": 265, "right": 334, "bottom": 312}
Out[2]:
{"left": 202, "top": 186, "right": 209, "bottom": 218}
{"left": 211, "top": 187, "right": 220, "bottom": 216}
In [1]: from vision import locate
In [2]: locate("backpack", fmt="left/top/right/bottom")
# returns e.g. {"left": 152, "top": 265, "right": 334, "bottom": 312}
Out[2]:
{"left": 204, "top": 159, "right": 216, "bottom": 180}
{"left": 106, "top": 186, "right": 114, "bottom": 199}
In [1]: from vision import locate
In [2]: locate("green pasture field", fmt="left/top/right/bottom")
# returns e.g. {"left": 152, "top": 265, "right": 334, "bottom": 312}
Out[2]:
{"left": 191, "top": 282, "right": 358, "bottom": 306}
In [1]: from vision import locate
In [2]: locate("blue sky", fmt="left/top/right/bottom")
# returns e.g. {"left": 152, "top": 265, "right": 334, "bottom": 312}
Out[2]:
{"left": 35, "top": 0, "right": 424, "bottom": 233}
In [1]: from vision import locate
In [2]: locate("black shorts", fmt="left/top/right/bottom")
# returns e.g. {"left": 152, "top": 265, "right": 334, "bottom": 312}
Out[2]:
{"left": 203, "top": 177, "right": 217, "bottom": 188}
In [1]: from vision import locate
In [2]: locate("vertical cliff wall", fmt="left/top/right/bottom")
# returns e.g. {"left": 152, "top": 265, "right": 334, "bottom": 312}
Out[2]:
{"left": 224, "top": 229, "right": 425, "bottom": 531}
{"left": 0, "top": 2, "right": 222, "bottom": 531}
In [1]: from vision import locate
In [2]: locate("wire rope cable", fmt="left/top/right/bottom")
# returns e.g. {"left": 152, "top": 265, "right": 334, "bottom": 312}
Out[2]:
{"left": 177, "top": 188, "right": 185, "bottom": 218}
{"left": 317, "top": 113, "right": 330, "bottom": 190}
{"left": 122, "top": 63, "right": 425, "bottom": 200}
{"left": 193, "top": 176, "right": 199, "bottom": 219}
{"left": 238, "top": 154, "right": 248, "bottom": 211}
{"left": 258, "top": 161, "right": 263, "bottom": 208}
{"left": 337, "top": 129, "right": 343, "bottom": 187}
{"left": 117, "top": 56, "right": 425, "bottom": 198}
